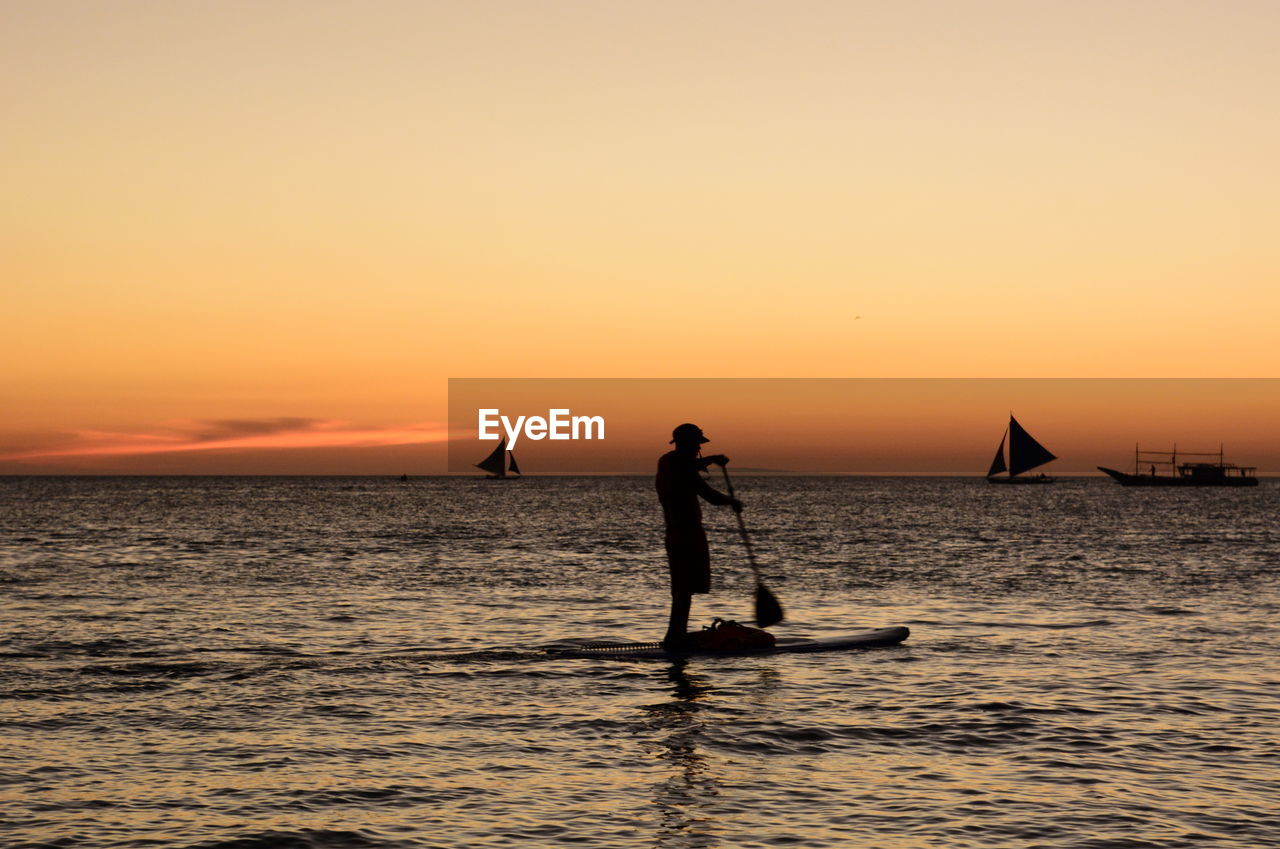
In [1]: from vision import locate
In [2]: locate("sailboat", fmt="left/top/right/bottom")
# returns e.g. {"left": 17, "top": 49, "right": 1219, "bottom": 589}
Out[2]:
{"left": 986, "top": 415, "right": 1057, "bottom": 484}
{"left": 475, "top": 438, "right": 521, "bottom": 480}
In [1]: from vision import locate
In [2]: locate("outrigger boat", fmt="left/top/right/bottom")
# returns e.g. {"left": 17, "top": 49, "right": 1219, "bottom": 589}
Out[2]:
{"left": 1099, "top": 445, "right": 1257, "bottom": 487}
{"left": 986, "top": 414, "right": 1057, "bottom": 484}
{"left": 475, "top": 438, "right": 522, "bottom": 480}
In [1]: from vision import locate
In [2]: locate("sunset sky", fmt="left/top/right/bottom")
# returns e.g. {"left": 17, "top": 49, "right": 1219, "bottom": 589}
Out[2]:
{"left": 447, "top": 379, "right": 1280, "bottom": 474}
{"left": 4, "top": 2, "right": 1277, "bottom": 474}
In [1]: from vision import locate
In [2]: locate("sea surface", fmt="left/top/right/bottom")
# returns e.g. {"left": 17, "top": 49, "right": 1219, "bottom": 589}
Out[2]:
{"left": 2, "top": 476, "right": 1278, "bottom": 849}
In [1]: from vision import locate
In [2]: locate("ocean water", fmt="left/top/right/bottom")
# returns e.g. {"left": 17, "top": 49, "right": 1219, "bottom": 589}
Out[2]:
{"left": 2, "top": 475, "right": 1278, "bottom": 849}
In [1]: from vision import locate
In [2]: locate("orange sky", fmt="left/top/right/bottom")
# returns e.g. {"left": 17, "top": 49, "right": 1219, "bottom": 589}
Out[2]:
{"left": 446, "top": 379, "right": 1280, "bottom": 474}
{"left": 3, "top": 2, "right": 1278, "bottom": 474}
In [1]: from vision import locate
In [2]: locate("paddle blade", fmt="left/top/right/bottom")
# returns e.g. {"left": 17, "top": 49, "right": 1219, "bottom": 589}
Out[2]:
{"left": 755, "top": 582, "right": 784, "bottom": 628}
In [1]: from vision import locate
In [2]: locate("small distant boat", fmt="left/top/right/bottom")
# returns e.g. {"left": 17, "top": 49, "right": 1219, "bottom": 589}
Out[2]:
{"left": 475, "top": 438, "right": 521, "bottom": 480}
{"left": 1099, "top": 445, "right": 1257, "bottom": 487}
{"left": 986, "top": 415, "right": 1057, "bottom": 484}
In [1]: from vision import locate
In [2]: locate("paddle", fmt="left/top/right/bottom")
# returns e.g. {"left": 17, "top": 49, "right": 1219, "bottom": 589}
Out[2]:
{"left": 720, "top": 466, "right": 784, "bottom": 628}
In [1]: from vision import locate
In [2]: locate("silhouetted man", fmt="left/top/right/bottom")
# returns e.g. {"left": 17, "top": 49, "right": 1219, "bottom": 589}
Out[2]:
{"left": 656, "top": 423, "right": 741, "bottom": 647}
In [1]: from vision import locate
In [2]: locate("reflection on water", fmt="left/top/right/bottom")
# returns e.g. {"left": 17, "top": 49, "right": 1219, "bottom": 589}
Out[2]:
{"left": 644, "top": 662, "right": 806, "bottom": 849}
{"left": 645, "top": 662, "right": 718, "bottom": 848}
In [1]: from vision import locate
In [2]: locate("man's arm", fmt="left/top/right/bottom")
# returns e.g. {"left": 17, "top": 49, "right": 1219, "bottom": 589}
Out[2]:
{"left": 692, "top": 454, "right": 742, "bottom": 510}
{"left": 694, "top": 474, "right": 742, "bottom": 512}
{"left": 697, "top": 454, "right": 729, "bottom": 470}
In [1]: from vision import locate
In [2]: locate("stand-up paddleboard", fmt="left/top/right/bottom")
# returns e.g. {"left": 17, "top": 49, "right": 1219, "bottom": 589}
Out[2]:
{"left": 546, "top": 626, "right": 909, "bottom": 660}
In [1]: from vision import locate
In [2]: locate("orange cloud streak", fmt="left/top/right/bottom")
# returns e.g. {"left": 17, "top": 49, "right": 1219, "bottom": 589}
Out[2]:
{"left": 0, "top": 418, "right": 447, "bottom": 461}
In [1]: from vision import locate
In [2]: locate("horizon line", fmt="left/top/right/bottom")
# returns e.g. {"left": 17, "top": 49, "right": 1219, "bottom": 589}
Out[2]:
{"left": 3, "top": 472, "right": 1277, "bottom": 479}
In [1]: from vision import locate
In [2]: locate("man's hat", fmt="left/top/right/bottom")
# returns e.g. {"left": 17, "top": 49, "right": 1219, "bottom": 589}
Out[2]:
{"left": 670, "top": 423, "right": 709, "bottom": 444}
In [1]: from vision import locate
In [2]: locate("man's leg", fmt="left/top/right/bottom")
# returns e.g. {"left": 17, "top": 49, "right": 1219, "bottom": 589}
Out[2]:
{"left": 664, "top": 591, "right": 691, "bottom": 645}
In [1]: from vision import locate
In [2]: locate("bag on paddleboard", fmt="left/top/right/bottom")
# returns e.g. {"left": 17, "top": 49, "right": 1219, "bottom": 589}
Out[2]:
{"left": 687, "top": 618, "right": 776, "bottom": 651}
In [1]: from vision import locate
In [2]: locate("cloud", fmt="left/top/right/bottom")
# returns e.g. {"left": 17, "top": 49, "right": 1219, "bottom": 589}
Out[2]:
{"left": 0, "top": 418, "right": 448, "bottom": 461}
{"left": 187, "top": 417, "right": 326, "bottom": 442}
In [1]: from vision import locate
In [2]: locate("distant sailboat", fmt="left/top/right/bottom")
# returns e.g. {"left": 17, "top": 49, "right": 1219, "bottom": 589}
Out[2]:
{"left": 476, "top": 439, "right": 521, "bottom": 479}
{"left": 986, "top": 415, "right": 1056, "bottom": 484}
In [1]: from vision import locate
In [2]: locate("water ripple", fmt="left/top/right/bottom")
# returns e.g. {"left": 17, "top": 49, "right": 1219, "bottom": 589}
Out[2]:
{"left": 2, "top": 476, "right": 1279, "bottom": 848}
